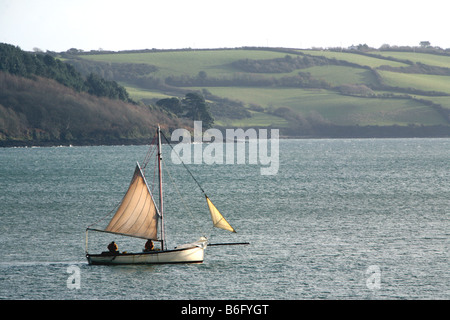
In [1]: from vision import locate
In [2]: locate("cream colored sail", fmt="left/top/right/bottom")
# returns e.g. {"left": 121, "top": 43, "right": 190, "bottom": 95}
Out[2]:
{"left": 205, "top": 195, "right": 236, "bottom": 233}
{"left": 104, "top": 164, "right": 160, "bottom": 240}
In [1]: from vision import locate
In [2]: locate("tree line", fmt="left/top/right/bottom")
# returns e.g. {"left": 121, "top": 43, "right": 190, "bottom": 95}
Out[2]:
{"left": 64, "top": 57, "right": 159, "bottom": 82}
{"left": 0, "top": 43, "right": 134, "bottom": 103}
{"left": 156, "top": 92, "right": 214, "bottom": 129}
{"left": 0, "top": 71, "right": 187, "bottom": 146}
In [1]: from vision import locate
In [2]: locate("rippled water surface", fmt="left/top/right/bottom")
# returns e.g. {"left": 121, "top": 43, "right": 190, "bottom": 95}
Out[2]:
{"left": 0, "top": 139, "right": 448, "bottom": 299}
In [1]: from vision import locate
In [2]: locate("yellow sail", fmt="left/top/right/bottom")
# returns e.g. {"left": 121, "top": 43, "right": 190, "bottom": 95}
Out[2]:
{"left": 205, "top": 195, "right": 236, "bottom": 233}
{"left": 104, "top": 164, "right": 160, "bottom": 240}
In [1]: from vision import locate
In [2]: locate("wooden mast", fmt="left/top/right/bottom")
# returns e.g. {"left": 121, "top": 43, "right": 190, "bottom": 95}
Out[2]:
{"left": 157, "top": 125, "right": 166, "bottom": 250}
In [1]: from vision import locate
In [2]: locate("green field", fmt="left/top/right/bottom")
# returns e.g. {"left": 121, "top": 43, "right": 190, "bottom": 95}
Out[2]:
{"left": 376, "top": 51, "right": 450, "bottom": 68}
{"left": 378, "top": 70, "right": 450, "bottom": 94}
{"left": 303, "top": 65, "right": 378, "bottom": 86}
{"left": 194, "top": 87, "right": 446, "bottom": 126}
{"left": 125, "top": 85, "right": 170, "bottom": 101}
{"left": 299, "top": 50, "right": 409, "bottom": 68}
{"left": 66, "top": 47, "right": 450, "bottom": 135}
{"left": 81, "top": 49, "right": 289, "bottom": 78}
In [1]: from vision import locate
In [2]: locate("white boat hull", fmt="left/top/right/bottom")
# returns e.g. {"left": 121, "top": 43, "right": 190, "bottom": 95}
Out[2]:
{"left": 86, "top": 239, "right": 207, "bottom": 265}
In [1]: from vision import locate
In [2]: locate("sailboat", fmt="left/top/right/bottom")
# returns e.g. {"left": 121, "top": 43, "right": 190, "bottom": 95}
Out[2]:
{"left": 85, "top": 126, "right": 238, "bottom": 265}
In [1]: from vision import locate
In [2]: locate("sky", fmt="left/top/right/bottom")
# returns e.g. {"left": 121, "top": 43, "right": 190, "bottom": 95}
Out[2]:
{"left": 1, "top": 0, "right": 449, "bottom": 52}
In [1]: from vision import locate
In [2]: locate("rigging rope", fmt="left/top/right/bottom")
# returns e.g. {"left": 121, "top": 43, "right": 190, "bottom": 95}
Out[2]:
{"left": 160, "top": 130, "right": 207, "bottom": 195}
{"left": 142, "top": 133, "right": 158, "bottom": 169}
{"left": 86, "top": 202, "right": 119, "bottom": 230}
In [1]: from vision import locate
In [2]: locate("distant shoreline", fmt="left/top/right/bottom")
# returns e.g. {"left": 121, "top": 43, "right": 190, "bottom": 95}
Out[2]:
{"left": 2, "top": 129, "right": 450, "bottom": 148}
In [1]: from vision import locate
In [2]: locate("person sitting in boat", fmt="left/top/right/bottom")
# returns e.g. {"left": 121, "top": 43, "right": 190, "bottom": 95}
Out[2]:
{"left": 108, "top": 241, "right": 119, "bottom": 253}
{"left": 144, "top": 239, "right": 154, "bottom": 252}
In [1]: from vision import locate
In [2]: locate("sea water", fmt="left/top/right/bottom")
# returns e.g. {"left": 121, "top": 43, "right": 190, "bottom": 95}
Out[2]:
{"left": 0, "top": 139, "right": 448, "bottom": 300}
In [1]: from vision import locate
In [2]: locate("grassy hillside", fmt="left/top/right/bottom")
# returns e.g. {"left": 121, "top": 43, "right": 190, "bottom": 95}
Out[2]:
{"left": 62, "top": 47, "right": 450, "bottom": 137}
{"left": 376, "top": 51, "right": 450, "bottom": 68}
{"left": 378, "top": 71, "right": 450, "bottom": 94}
{"left": 74, "top": 50, "right": 290, "bottom": 78}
